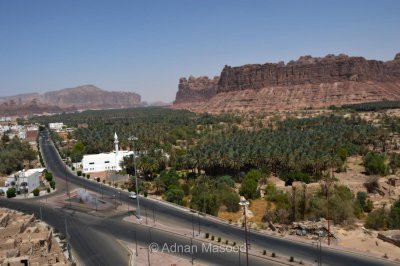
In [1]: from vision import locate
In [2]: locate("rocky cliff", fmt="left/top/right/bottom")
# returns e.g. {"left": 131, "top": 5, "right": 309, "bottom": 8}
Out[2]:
{"left": 174, "top": 76, "right": 219, "bottom": 103}
{"left": 173, "top": 53, "right": 400, "bottom": 113}
{"left": 0, "top": 85, "right": 141, "bottom": 116}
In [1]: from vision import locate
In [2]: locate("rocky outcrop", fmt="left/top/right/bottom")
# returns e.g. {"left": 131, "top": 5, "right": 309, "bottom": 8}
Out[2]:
{"left": 174, "top": 76, "right": 219, "bottom": 103}
{"left": 173, "top": 53, "right": 400, "bottom": 113}
{"left": 0, "top": 85, "right": 141, "bottom": 116}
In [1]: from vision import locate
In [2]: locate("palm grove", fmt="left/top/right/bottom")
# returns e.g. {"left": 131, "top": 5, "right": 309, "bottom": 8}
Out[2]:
{"left": 29, "top": 107, "right": 400, "bottom": 229}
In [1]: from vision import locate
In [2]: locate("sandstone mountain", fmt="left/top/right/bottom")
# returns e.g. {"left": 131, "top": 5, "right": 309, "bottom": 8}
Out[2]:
{"left": 0, "top": 85, "right": 141, "bottom": 116}
{"left": 173, "top": 53, "right": 400, "bottom": 113}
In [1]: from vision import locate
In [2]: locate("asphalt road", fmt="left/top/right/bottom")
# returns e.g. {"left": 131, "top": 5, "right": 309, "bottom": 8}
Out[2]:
{"left": 0, "top": 198, "right": 282, "bottom": 266}
{"left": 38, "top": 130, "right": 398, "bottom": 266}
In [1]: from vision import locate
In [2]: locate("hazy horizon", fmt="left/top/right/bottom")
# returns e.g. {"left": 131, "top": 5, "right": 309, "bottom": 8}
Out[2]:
{"left": 1, "top": 0, "right": 399, "bottom": 102}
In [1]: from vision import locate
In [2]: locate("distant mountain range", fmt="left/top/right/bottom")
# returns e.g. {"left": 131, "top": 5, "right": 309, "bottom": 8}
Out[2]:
{"left": 0, "top": 85, "right": 141, "bottom": 116}
{"left": 173, "top": 52, "right": 400, "bottom": 113}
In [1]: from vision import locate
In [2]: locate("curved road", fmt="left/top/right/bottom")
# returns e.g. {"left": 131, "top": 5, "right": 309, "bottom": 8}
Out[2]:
{"left": 34, "top": 130, "right": 398, "bottom": 266}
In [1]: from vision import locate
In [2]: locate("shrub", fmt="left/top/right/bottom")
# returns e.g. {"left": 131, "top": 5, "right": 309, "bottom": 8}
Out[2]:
{"left": 45, "top": 172, "right": 53, "bottom": 182}
{"left": 211, "top": 235, "right": 214, "bottom": 241}
{"left": 263, "top": 250, "right": 267, "bottom": 255}
{"left": 77, "top": 170, "right": 82, "bottom": 176}
{"left": 218, "top": 237, "right": 221, "bottom": 242}
{"left": 87, "top": 174, "right": 90, "bottom": 178}
{"left": 82, "top": 173, "right": 86, "bottom": 177}
{"left": 102, "top": 179, "right": 105, "bottom": 184}
{"left": 271, "top": 252, "right": 276, "bottom": 257}
{"left": 388, "top": 199, "right": 400, "bottom": 229}
{"left": 6, "top": 188, "right": 16, "bottom": 198}
{"left": 240, "top": 177, "right": 260, "bottom": 200}
{"left": 363, "top": 152, "right": 388, "bottom": 176}
{"left": 72, "top": 166, "right": 75, "bottom": 171}
{"left": 205, "top": 233, "right": 209, "bottom": 239}
{"left": 365, "top": 208, "right": 389, "bottom": 230}
{"left": 289, "top": 256, "right": 294, "bottom": 262}
{"left": 220, "top": 191, "right": 240, "bottom": 212}
{"left": 225, "top": 240, "right": 228, "bottom": 245}
{"left": 33, "top": 188, "right": 40, "bottom": 196}
{"left": 108, "top": 181, "right": 111, "bottom": 186}
{"left": 232, "top": 242, "right": 236, "bottom": 246}
{"left": 46, "top": 187, "right": 50, "bottom": 193}
{"left": 50, "top": 181, "right": 56, "bottom": 189}
{"left": 96, "top": 177, "right": 100, "bottom": 182}
{"left": 282, "top": 171, "right": 310, "bottom": 186}
{"left": 165, "top": 188, "right": 184, "bottom": 205}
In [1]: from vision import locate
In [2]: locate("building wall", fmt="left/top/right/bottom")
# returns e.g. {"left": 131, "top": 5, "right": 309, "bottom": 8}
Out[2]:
{"left": 82, "top": 151, "right": 133, "bottom": 173}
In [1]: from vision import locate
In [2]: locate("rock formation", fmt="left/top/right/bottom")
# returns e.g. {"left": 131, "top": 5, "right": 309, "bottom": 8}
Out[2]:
{"left": 0, "top": 85, "right": 141, "bottom": 116}
{"left": 172, "top": 53, "right": 400, "bottom": 113}
{"left": 174, "top": 76, "right": 219, "bottom": 103}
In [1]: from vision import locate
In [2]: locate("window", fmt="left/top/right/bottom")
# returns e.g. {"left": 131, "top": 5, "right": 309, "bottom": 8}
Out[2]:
{"left": 89, "top": 162, "right": 94, "bottom": 165}
{"left": 105, "top": 161, "right": 110, "bottom": 163}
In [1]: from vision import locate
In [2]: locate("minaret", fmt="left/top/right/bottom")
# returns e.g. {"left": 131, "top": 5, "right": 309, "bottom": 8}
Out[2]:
{"left": 114, "top": 132, "right": 119, "bottom": 154}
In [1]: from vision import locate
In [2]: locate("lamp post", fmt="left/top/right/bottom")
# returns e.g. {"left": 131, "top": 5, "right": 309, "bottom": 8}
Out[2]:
{"left": 239, "top": 197, "right": 249, "bottom": 266}
{"left": 128, "top": 136, "right": 141, "bottom": 220}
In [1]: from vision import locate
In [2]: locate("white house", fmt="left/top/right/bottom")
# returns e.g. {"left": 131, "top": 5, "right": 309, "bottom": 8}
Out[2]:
{"left": 5, "top": 168, "right": 45, "bottom": 194}
{"left": 49, "top": 123, "right": 64, "bottom": 130}
{"left": 82, "top": 133, "right": 133, "bottom": 173}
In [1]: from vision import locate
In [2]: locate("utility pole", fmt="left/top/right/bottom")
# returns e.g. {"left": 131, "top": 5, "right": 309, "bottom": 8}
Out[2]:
{"left": 128, "top": 136, "right": 141, "bottom": 220}
{"left": 192, "top": 213, "right": 195, "bottom": 237}
{"left": 190, "top": 238, "right": 194, "bottom": 265}
{"left": 197, "top": 212, "right": 200, "bottom": 235}
{"left": 152, "top": 204, "right": 155, "bottom": 224}
{"left": 65, "top": 215, "right": 71, "bottom": 260}
{"left": 133, "top": 230, "right": 138, "bottom": 256}
{"left": 239, "top": 198, "right": 249, "bottom": 266}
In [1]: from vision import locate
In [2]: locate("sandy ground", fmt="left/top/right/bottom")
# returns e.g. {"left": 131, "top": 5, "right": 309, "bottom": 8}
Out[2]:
{"left": 336, "top": 224, "right": 400, "bottom": 262}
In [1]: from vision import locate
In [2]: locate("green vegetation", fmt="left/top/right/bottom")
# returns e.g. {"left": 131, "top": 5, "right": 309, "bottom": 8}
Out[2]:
{"left": 363, "top": 152, "right": 388, "bottom": 176}
{"left": 6, "top": 187, "right": 16, "bottom": 198}
{"left": 33, "top": 188, "right": 40, "bottom": 196}
{"left": 0, "top": 135, "right": 37, "bottom": 175}
{"left": 365, "top": 199, "right": 400, "bottom": 230}
{"left": 342, "top": 101, "right": 400, "bottom": 112}
{"left": 28, "top": 107, "right": 400, "bottom": 226}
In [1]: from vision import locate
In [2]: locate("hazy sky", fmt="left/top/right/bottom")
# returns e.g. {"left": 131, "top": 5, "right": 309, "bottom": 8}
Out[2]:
{"left": 0, "top": 0, "right": 399, "bottom": 102}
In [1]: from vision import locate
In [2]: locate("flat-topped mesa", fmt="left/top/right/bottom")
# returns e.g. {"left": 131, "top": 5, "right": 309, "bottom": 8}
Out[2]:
{"left": 217, "top": 54, "right": 399, "bottom": 93}
{"left": 174, "top": 76, "right": 219, "bottom": 103}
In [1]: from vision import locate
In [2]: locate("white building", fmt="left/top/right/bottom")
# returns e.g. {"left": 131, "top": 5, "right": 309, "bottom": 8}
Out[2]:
{"left": 82, "top": 133, "right": 133, "bottom": 173}
{"left": 49, "top": 123, "right": 64, "bottom": 130}
{"left": 5, "top": 168, "right": 45, "bottom": 194}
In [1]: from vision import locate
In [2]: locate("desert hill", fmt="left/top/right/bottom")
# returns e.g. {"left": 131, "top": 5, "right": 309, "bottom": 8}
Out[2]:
{"left": 0, "top": 85, "right": 141, "bottom": 116}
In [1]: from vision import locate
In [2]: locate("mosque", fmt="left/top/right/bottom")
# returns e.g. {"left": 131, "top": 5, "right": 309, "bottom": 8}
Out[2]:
{"left": 81, "top": 133, "right": 133, "bottom": 173}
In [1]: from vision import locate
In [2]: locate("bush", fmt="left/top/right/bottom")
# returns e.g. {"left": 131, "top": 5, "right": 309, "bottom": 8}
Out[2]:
{"left": 365, "top": 208, "right": 389, "bottom": 230}
{"left": 45, "top": 172, "right": 53, "bottom": 182}
{"left": 240, "top": 177, "right": 260, "bottom": 200}
{"left": 263, "top": 250, "right": 267, "bottom": 255}
{"left": 388, "top": 199, "right": 400, "bottom": 229}
{"left": 77, "top": 170, "right": 82, "bottom": 176}
{"left": 290, "top": 256, "right": 294, "bottom": 262}
{"left": 272, "top": 252, "right": 276, "bottom": 257}
{"left": 50, "top": 180, "right": 56, "bottom": 189}
{"left": 96, "top": 177, "right": 100, "bottom": 182}
{"left": 211, "top": 235, "right": 214, "bottom": 241}
{"left": 363, "top": 152, "right": 388, "bottom": 176}
{"left": 218, "top": 237, "right": 221, "bottom": 242}
{"left": 32, "top": 188, "right": 40, "bottom": 196}
{"left": 6, "top": 188, "right": 16, "bottom": 198}
{"left": 220, "top": 191, "right": 240, "bottom": 212}
{"left": 46, "top": 187, "right": 51, "bottom": 193}
{"left": 87, "top": 174, "right": 90, "bottom": 178}
{"left": 82, "top": 173, "right": 86, "bottom": 177}
{"left": 205, "top": 233, "right": 209, "bottom": 239}
{"left": 282, "top": 171, "right": 310, "bottom": 186}
{"left": 225, "top": 240, "right": 228, "bottom": 245}
{"left": 102, "top": 179, "right": 105, "bottom": 184}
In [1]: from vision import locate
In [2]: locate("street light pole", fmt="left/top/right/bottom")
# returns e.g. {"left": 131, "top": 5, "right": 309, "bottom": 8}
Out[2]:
{"left": 128, "top": 136, "right": 141, "bottom": 220}
{"left": 239, "top": 197, "right": 249, "bottom": 266}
